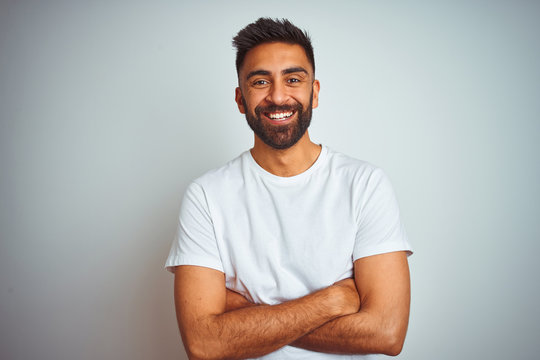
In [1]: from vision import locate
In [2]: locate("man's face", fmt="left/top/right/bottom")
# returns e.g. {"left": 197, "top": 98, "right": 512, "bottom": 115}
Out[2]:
{"left": 235, "top": 42, "right": 320, "bottom": 150}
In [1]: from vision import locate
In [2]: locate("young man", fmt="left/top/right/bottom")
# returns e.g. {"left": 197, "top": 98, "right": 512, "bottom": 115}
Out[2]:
{"left": 166, "top": 18, "right": 412, "bottom": 360}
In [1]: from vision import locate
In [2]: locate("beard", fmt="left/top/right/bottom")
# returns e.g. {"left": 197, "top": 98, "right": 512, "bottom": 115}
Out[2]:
{"left": 242, "top": 92, "right": 313, "bottom": 150}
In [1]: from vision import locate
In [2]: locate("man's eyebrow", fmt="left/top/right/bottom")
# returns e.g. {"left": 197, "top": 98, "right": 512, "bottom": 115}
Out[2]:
{"left": 282, "top": 67, "right": 308, "bottom": 75}
{"left": 245, "top": 67, "right": 309, "bottom": 80}
{"left": 246, "top": 70, "right": 271, "bottom": 80}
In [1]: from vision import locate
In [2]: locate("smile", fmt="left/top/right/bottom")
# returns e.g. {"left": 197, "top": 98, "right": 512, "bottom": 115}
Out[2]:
{"left": 264, "top": 111, "right": 295, "bottom": 121}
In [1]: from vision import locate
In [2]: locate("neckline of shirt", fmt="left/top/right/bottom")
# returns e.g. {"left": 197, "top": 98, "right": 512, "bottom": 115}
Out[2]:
{"left": 245, "top": 145, "right": 329, "bottom": 185}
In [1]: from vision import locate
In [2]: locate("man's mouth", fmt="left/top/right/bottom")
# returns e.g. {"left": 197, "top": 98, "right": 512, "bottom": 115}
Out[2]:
{"left": 264, "top": 110, "right": 295, "bottom": 122}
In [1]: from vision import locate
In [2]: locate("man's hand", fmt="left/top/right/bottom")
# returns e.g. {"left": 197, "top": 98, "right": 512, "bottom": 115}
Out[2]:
{"left": 176, "top": 251, "right": 408, "bottom": 359}
{"left": 175, "top": 265, "right": 360, "bottom": 360}
{"left": 291, "top": 251, "right": 411, "bottom": 356}
{"left": 220, "top": 252, "right": 409, "bottom": 357}
{"left": 225, "top": 289, "right": 256, "bottom": 312}
{"left": 332, "top": 278, "right": 360, "bottom": 313}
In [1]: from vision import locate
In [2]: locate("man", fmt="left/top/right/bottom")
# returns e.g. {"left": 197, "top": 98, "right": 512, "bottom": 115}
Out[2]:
{"left": 166, "top": 18, "right": 412, "bottom": 360}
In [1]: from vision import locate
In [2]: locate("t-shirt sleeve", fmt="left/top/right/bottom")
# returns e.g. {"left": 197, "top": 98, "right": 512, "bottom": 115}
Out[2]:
{"left": 353, "top": 168, "right": 413, "bottom": 261}
{"left": 165, "top": 182, "right": 224, "bottom": 273}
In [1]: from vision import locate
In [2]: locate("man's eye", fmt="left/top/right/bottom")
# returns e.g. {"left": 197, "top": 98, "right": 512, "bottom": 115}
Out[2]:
{"left": 253, "top": 80, "right": 269, "bottom": 86}
{"left": 288, "top": 78, "right": 300, "bottom": 83}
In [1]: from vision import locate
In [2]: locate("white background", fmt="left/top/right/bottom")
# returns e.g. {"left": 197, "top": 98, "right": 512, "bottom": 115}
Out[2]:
{"left": 1, "top": 1, "right": 539, "bottom": 359}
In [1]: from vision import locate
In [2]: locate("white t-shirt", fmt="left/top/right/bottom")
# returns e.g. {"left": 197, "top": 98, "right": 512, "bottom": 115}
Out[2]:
{"left": 166, "top": 145, "right": 412, "bottom": 359}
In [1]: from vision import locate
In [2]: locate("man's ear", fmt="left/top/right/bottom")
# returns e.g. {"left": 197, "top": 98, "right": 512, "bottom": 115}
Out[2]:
{"left": 235, "top": 87, "right": 246, "bottom": 114}
{"left": 311, "top": 80, "right": 320, "bottom": 109}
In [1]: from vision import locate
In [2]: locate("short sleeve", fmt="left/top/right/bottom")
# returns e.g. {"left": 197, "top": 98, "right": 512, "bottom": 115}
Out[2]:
{"left": 353, "top": 168, "right": 412, "bottom": 261}
{"left": 165, "top": 182, "right": 224, "bottom": 273}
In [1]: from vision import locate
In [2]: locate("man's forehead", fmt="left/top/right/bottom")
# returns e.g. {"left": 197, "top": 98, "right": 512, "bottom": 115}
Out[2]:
{"left": 240, "top": 42, "right": 313, "bottom": 77}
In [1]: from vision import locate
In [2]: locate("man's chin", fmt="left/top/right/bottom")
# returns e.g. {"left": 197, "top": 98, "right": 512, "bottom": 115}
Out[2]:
{"left": 259, "top": 126, "right": 307, "bottom": 150}
{"left": 246, "top": 109, "right": 311, "bottom": 150}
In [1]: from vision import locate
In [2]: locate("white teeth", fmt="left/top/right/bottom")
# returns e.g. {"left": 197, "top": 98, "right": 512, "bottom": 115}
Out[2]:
{"left": 268, "top": 111, "right": 293, "bottom": 120}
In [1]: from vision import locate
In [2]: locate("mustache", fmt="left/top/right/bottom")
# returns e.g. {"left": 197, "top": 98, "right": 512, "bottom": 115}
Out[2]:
{"left": 255, "top": 102, "right": 302, "bottom": 115}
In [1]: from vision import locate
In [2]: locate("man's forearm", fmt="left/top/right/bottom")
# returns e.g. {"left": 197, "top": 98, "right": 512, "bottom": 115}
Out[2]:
{"left": 293, "top": 253, "right": 411, "bottom": 356}
{"left": 290, "top": 309, "right": 407, "bottom": 356}
{"left": 182, "top": 283, "right": 359, "bottom": 360}
{"left": 222, "top": 252, "right": 411, "bottom": 357}
{"left": 225, "top": 289, "right": 405, "bottom": 356}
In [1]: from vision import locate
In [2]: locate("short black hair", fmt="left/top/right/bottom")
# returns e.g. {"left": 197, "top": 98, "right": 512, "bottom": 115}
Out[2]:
{"left": 232, "top": 18, "right": 315, "bottom": 76}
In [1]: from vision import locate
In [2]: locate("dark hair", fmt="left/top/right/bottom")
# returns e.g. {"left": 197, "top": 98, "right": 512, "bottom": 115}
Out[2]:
{"left": 232, "top": 18, "right": 315, "bottom": 76}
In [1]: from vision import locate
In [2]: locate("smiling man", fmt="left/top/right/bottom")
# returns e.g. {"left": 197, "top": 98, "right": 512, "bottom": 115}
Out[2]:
{"left": 238, "top": 41, "right": 317, "bottom": 152}
{"left": 166, "top": 18, "right": 413, "bottom": 360}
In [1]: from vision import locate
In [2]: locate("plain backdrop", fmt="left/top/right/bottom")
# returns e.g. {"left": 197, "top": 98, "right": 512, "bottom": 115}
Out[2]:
{"left": 1, "top": 1, "right": 539, "bottom": 359}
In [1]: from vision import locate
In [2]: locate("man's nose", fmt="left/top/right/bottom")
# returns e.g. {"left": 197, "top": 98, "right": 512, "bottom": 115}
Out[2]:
{"left": 266, "top": 82, "right": 288, "bottom": 105}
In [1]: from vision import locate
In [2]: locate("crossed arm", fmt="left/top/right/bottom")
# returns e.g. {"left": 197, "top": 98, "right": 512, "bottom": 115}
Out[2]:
{"left": 174, "top": 251, "right": 410, "bottom": 360}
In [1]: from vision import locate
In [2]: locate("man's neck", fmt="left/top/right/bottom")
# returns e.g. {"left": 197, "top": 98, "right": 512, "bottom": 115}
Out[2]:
{"left": 250, "top": 132, "right": 322, "bottom": 177}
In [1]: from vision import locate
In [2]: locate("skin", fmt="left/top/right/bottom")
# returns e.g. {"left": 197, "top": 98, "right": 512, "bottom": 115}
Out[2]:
{"left": 175, "top": 267, "right": 360, "bottom": 360}
{"left": 226, "top": 252, "right": 411, "bottom": 355}
{"left": 234, "top": 42, "right": 321, "bottom": 177}
{"left": 174, "top": 42, "right": 411, "bottom": 359}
